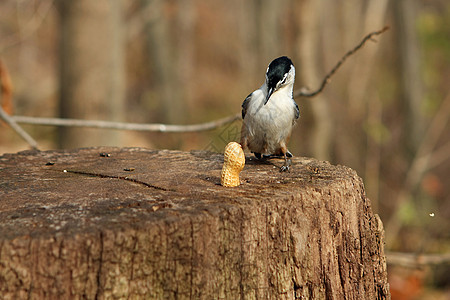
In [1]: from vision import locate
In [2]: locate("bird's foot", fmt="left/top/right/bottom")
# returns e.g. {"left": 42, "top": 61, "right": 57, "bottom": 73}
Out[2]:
{"left": 253, "top": 153, "right": 273, "bottom": 160}
{"left": 280, "top": 165, "right": 289, "bottom": 172}
{"left": 267, "top": 151, "right": 293, "bottom": 159}
{"left": 280, "top": 158, "right": 291, "bottom": 172}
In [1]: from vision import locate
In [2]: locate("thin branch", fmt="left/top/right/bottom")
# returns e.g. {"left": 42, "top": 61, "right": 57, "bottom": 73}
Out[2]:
{"left": 12, "top": 113, "right": 241, "bottom": 133}
{"left": 294, "top": 26, "right": 390, "bottom": 98}
{"left": 0, "top": 107, "right": 38, "bottom": 149}
{"left": 386, "top": 251, "right": 450, "bottom": 268}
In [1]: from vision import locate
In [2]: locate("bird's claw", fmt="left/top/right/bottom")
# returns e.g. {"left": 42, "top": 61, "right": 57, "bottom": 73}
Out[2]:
{"left": 280, "top": 159, "right": 291, "bottom": 172}
{"left": 280, "top": 165, "right": 290, "bottom": 172}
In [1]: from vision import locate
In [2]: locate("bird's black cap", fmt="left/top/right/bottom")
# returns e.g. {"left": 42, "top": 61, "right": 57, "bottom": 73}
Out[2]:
{"left": 264, "top": 56, "right": 294, "bottom": 104}
{"left": 266, "top": 56, "right": 293, "bottom": 90}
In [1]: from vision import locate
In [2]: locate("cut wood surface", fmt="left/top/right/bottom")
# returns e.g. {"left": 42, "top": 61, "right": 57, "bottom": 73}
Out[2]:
{"left": 0, "top": 147, "right": 390, "bottom": 299}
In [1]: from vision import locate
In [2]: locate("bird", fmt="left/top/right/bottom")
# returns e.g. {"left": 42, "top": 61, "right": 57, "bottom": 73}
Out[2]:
{"left": 240, "top": 56, "right": 299, "bottom": 172}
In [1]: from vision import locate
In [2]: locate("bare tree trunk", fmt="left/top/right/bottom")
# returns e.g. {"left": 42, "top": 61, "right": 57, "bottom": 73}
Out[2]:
{"left": 296, "top": 0, "right": 333, "bottom": 161}
{"left": 58, "top": 0, "right": 125, "bottom": 149}
{"left": 394, "top": 0, "right": 425, "bottom": 151}
{"left": 175, "top": 0, "right": 196, "bottom": 108}
{"left": 237, "top": 0, "right": 259, "bottom": 88}
{"left": 365, "top": 94, "right": 383, "bottom": 212}
{"left": 347, "top": 0, "right": 389, "bottom": 118}
{"left": 343, "top": 0, "right": 389, "bottom": 200}
{"left": 142, "top": 0, "right": 186, "bottom": 125}
{"left": 256, "top": 0, "right": 284, "bottom": 62}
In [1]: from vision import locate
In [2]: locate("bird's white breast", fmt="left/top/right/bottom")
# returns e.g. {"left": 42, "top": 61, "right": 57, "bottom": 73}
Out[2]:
{"left": 243, "top": 86, "right": 296, "bottom": 155}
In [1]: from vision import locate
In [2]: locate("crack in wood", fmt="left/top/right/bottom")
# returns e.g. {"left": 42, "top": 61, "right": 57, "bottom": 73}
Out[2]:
{"left": 95, "top": 231, "right": 104, "bottom": 300}
{"left": 64, "top": 170, "right": 173, "bottom": 192}
{"left": 129, "top": 233, "right": 138, "bottom": 291}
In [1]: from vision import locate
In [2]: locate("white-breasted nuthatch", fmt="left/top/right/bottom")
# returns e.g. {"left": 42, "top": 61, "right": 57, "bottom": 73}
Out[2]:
{"left": 240, "top": 56, "right": 299, "bottom": 171}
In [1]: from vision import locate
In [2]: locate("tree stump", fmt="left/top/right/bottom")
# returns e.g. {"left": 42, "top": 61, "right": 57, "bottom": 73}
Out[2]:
{"left": 0, "top": 147, "right": 390, "bottom": 299}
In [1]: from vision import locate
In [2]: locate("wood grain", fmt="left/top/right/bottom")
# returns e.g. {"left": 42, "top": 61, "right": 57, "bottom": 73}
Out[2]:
{"left": 0, "top": 147, "right": 390, "bottom": 299}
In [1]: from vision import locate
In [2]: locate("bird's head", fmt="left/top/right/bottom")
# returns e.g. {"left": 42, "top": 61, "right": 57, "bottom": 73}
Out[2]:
{"left": 264, "top": 56, "right": 295, "bottom": 105}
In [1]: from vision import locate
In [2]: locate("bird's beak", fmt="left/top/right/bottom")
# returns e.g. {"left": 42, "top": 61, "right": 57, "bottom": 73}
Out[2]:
{"left": 264, "top": 88, "right": 273, "bottom": 105}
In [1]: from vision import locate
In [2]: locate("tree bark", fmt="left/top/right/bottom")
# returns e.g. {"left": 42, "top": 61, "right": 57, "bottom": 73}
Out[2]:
{"left": 57, "top": 0, "right": 125, "bottom": 149}
{"left": 0, "top": 147, "right": 390, "bottom": 299}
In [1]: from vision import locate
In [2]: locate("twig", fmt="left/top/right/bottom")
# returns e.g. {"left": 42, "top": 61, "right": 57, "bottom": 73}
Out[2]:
{"left": 294, "top": 26, "right": 390, "bottom": 98}
{"left": 386, "top": 251, "right": 450, "bottom": 268}
{"left": 0, "top": 107, "right": 38, "bottom": 149}
{"left": 12, "top": 113, "right": 241, "bottom": 133}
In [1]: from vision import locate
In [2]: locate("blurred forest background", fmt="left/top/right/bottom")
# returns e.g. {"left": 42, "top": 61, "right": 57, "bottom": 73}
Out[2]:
{"left": 0, "top": 0, "right": 449, "bottom": 298}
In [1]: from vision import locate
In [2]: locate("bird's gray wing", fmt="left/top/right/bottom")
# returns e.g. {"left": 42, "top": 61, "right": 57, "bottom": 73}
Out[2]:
{"left": 241, "top": 92, "right": 253, "bottom": 119}
{"left": 294, "top": 101, "right": 300, "bottom": 119}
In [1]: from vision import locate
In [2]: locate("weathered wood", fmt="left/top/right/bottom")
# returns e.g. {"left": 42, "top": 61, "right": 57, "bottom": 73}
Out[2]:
{"left": 0, "top": 147, "right": 390, "bottom": 299}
